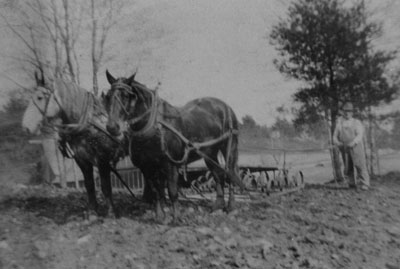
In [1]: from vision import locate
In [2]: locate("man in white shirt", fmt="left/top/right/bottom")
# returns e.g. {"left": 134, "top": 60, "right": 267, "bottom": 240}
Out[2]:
{"left": 333, "top": 102, "right": 370, "bottom": 190}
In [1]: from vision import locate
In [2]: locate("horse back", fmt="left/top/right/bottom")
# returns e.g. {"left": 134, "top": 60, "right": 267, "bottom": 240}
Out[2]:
{"left": 176, "top": 97, "right": 238, "bottom": 141}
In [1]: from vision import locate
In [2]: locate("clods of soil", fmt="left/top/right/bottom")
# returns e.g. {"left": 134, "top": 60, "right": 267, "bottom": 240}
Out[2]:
{"left": 1, "top": 172, "right": 400, "bottom": 269}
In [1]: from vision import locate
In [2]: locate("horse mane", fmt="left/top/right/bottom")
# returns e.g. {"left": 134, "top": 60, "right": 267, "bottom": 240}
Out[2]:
{"left": 130, "top": 79, "right": 181, "bottom": 118}
{"left": 54, "top": 79, "right": 105, "bottom": 124}
{"left": 129, "top": 79, "right": 154, "bottom": 94}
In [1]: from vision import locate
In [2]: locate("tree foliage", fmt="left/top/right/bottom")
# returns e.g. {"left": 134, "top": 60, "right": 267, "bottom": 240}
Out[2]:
{"left": 270, "top": 0, "right": 398, "bottom": 127}
{"left": 271, "top": 118, "right": 297, "bottom": 138}
{"left": 240, "top": 115, "right": 257, "bottom": 130}
{"left": 0, "top": 90, "right": 29, "bottom": 138}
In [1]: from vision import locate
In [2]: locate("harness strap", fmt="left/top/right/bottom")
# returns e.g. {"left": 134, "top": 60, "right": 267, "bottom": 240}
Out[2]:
{"left": 109, "top": 165, "right": 136, "bottom": 200}
{"left": 159, "top": 120, "right": 238, "bottom": 150}
{"left": 89, "top": 121, "right": 122, "bottom": 144}
{"left": 112, "top": 82, "right": 132, "bottom": 92}
{"left": 129, "top": 109, "right": 151, "bottom": 125}
{"left": 54, "top": 91, "right": 95, "bottom": 135}
{"left": 130, "top": 89, "right": 159, "bottom": 138}
{"left": 113, "top": 94, "right": 131, "bottom": 118}
{"left": 158, "top": 119, "right": 245, "bottom": 190}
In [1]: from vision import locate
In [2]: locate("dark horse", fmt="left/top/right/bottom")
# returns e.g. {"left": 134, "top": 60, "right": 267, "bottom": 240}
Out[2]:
{"left": 22, "top": 72, "right": 127, "bottom": 217}
{"left": 104, "top": 70, "right": 245, "bottom": 220}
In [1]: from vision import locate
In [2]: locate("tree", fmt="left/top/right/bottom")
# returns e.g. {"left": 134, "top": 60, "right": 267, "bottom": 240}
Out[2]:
{"left": 272, "top": 106, "right": 297, "bottom": 139}
{"left": 271, "top": 118, "right": 296, "bottom": 139}
{"left": 241, "top": 115, "right": 257, "bottom": 130}
{"left": 0, "top": 0, "right": 84, "bottom": 82}
{"left": 270, "top": 0, "right": 398, "bottom": 179}
{"left": 391, "top": 113, "right": 400, "bottom": 149}
{"left": 0, "top": 90, "right": 29, "bottom": 142}
{"left": 87, "top": 0, "right": 125, "bottom": 95}
{"left": 3, "top": 90, "right": 28, "bottom": 116}
{"left": 1, "top": 0, "right": 126, "bottom": 91}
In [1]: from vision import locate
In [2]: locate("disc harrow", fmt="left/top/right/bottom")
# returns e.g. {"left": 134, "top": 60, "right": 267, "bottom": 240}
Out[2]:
{"left": 180, "top": 166, "right": 304, "bottom": 203}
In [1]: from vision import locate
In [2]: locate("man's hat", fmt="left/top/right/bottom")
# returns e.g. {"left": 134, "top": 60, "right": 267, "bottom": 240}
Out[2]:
{"left": 343, "top": 102, "right": 354, "bottom": 111}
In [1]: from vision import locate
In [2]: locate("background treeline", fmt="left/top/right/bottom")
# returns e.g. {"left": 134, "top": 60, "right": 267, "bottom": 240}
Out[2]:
{"left": 238, "top": 112, "right": 400, "bottom": 151}
{"left": 0, "top": 90, "right": 40, "bottom": 164}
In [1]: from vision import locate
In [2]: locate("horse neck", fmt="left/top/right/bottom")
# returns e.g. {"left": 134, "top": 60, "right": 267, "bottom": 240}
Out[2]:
{"left": 159, "top": 99, "right": 180, "bottom": 120}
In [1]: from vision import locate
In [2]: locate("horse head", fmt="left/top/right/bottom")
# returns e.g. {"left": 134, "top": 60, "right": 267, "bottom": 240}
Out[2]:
{"left": 22, "top": 71, "right": 62, "bottom": 135}
{"left": 104, "top": 70, "right": 154, "bottom": 138}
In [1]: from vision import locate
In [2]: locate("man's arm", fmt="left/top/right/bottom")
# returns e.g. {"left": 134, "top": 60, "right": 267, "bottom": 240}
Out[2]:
{"left": 349, "top": 119, "right": 364, "bottom": 147}
{"left": 332, "top": 119, "right": 341, "bottom": 146}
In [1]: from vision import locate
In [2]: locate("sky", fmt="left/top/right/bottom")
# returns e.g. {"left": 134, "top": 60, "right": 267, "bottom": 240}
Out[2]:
{"left": 0, "top": 0, "right": 399, "bottom": 125}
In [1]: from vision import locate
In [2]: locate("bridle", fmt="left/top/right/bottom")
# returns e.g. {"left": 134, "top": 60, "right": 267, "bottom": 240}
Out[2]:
{"left": 109, "top": 81, "right": 158, "bottom": 137}
{"left": 109, "top": 82, "right": 134, "bottom": 117}
{"left": 32, "top": 84, "right": 63, "bottom": 127}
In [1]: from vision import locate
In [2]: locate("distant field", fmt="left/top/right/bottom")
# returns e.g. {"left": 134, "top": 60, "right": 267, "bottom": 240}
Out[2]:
{"left": 237, "top": 149, "right": 400, "bottom": 184}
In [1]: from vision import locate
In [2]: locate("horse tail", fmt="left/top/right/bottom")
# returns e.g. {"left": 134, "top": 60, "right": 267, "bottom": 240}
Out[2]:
{"left": 225, "top": 131, "right": 245, "bottom": 189}
{"left": 223, "top": 107, "right": 245, "bottom": 190}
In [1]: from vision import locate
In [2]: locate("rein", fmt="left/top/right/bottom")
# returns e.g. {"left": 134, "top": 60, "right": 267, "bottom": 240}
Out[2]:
{"left": 110, "top": 81, "right": 158, "bottom": 138}
{"left": 159, "top": 120, "right": 238, "bottom": 165}
{"left": 129, "top": 88, "right": 158, "bottom": 137}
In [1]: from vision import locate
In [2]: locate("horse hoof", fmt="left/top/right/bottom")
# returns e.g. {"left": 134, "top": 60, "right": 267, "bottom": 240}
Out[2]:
{"left": 112, "top": 209, "right": 121, "bottom": 219}
{"left": 85, "top": 209, "right": 99, "bottom": 220}
{"left": 224, "top": 200, "right": 235, "bottom": 213}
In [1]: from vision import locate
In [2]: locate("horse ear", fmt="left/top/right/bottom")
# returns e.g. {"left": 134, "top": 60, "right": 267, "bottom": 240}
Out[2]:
{"left": 106, "top": 69, "right": 116, "bottom": 85}
{"left": 126, "top": 72, "right": 137, "bottom": 85}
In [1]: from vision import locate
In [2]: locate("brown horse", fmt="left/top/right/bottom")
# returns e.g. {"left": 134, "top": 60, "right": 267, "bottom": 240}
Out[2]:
{"left": 104, "top": 70, "right": 244, "bottom": 220}
{"left": 22, "top": 72, "right": 127, "bottom": 217}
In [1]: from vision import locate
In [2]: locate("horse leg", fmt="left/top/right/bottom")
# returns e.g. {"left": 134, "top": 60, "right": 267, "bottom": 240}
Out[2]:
{"left": 222, "top": 136, "right": 241, "bottom": 213}
{"left": 165, "top": 164, "right": 179, "bottom": 221}
{"left": 205, "top": 154, "right": 226, "bottom": 211}
{"left": 98, "top": 161, "right": 117, "bottom": 218}
{"left": 142, "top": 168, "right": 165, "bottom": 221}
{"left": 75, "top": 157, "right": 98, "bottom": 216}
{"left": 154, "top": 177, "right": 167, "bottom": 222}
{"left": 142, "top": 179, "right": 157, "bottom": 204}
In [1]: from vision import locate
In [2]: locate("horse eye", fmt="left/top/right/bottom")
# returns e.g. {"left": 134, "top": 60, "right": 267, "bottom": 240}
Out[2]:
{"left": 37, "top": 96, "right": 43, "bottom": 101}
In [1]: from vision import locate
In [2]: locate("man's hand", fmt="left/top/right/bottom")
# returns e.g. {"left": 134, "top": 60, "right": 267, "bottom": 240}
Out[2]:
{"left": 348, "top": 141, "right": 357, "bottom": 148}
{"left": 333, "top": 141, "right": 342, "bottom": 147}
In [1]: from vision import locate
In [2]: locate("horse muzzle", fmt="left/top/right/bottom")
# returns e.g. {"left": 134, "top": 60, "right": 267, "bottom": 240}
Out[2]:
{"left": 106, "top": 121, "right": 120, "bottom": 135}
{"left": 106, "top": 121, "right": 127, "bottom": 141}
{"left": 22, "top": 124, "right": 41, "bottom": 136}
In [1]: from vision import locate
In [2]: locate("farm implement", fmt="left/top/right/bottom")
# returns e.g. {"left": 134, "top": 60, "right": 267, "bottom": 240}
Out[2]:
{"left": 179, "top": 161, "right": 305, "bottom": 203}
